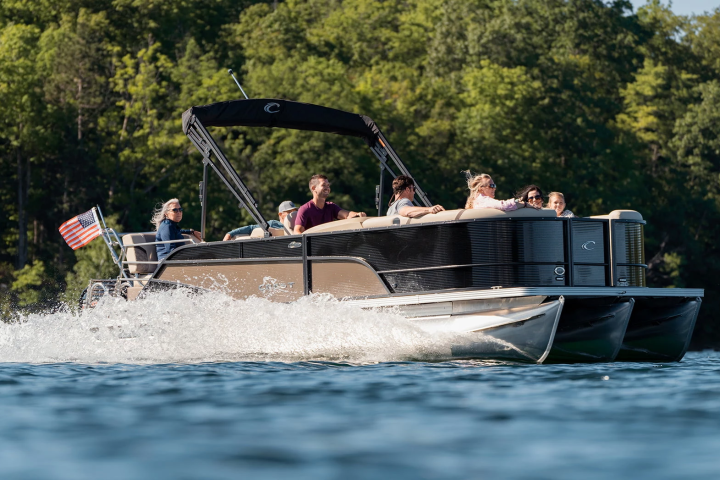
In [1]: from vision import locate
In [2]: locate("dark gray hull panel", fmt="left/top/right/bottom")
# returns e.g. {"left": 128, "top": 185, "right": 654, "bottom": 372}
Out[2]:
{"left": 546, "top": 298, "right": 634, "bottom": 363}
{"left": 616, "top": 297, "right": 702, "bottom": 362}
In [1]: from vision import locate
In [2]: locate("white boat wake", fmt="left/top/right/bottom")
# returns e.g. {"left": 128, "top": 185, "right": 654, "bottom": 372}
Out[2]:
{"left": 0, "top": 290, "right": 501, "bottom": 364}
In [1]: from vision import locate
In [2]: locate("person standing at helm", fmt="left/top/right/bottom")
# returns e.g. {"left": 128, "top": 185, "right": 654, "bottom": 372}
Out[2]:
{"left": 294, "top": 175, "right": 366, "bottom": 234}
{"left": 153, "top": 198, "right": 201, "bottom": 261}
{"left": 386, "top": 175, "right": 445, "bottom": 217}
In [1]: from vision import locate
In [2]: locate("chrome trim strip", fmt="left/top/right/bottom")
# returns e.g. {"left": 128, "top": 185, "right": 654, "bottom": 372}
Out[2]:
{"left": 344, "top": 287, "right": 705, "bottom": 308}
{"left": 538, "top": 296, "right": 564, "bottom": 364}
{"left": 376, "top": 262, "right": 569, "bottom": 275}
{"left": 162, "top": 257, "right": 301, "bottom": 265}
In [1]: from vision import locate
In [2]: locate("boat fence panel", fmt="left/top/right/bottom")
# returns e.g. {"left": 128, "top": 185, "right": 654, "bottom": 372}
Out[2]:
{"left": 611, "top": 220, "right": 646, "bottom": 287}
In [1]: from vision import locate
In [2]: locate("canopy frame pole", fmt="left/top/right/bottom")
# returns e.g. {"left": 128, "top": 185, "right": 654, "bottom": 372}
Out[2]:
{"left": 373, "top": 133, "right": 432, "bottom": 208}
{"left": 200, "top": 160, "right": 209, "bottom": 240}
{"left": 376, "top": 163, "right": 385, "bottom": 216}
{"left": 186, "top": 120, "right": 269, "bottom": 231}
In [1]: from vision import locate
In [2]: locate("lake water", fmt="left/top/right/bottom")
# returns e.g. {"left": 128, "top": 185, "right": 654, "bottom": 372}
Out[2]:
{"left": 1, "top": 291, "right": 719, "bottom": 479}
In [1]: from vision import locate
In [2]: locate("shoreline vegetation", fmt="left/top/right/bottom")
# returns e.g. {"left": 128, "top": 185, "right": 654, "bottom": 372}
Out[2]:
{"left": 1, "top": 0, "right": 720, "bottom": 349}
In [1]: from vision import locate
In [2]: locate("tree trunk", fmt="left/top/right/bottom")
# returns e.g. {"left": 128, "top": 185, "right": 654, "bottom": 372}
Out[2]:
{"left": 17, "top": 149, "right": 27, "bottom": 270}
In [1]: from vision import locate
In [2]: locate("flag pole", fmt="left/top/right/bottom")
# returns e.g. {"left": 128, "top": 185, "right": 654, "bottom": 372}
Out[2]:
{"left": 93, "top": 206, "right": 122, "bottom": 268}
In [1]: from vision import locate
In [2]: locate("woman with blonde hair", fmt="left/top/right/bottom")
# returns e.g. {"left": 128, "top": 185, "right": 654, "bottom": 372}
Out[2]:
{"left": 464, "top": 172, "right": 535, "bottom": 211}
{"left": 152, "top": 198, "right": 201, "bottom": 261}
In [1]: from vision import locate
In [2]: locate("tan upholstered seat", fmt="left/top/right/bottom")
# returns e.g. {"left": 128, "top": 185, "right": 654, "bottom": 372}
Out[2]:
{"left": 123, "top": 233, "right": 196, "bottom": 273}
{"left": 303, "top": 216, "right": 366, "bottom": 234}
{"left": 250, "top": 227, "right": 268, "bottom": 238}
{"left": 283, "top": 210, "right": 297, "bottom": 234}
{"left": 459, "top": 207, "right": 557, "bottom": 220}
{"left": 123, "top": 234, "right": 158, "bottom": 274}
{"left": 362, "top": 216, "right": 412, "bottom": 229}
{"left": 590, "top": 210, "right": 643, "bottom": 221}
{"left": 408, "top": 209, "right": 465, "bottom": 224}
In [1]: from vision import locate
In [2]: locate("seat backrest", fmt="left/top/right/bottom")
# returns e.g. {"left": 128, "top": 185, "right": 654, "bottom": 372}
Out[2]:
{"left": 408, "top": 209, "right": 465, "bottom": 224}
{"left": 459, "top": 207, "right": 557, "bottom": 220}
{"left": 283, "top": 210, "right": 298, "bottom": 233}
{"left": 123, "top": 233, "right": 158, "bottom": 274}
{"left": 590, "top": 210, "right": 643, "bottom": 220}
{"left": 303, "top": 216, "right": 366, "bottom": 234}
{"left": 250, "top": 227, "right": 267, "bottom": 238}
{"left": 362, "top": 216, "right": 412, "bottom": 229}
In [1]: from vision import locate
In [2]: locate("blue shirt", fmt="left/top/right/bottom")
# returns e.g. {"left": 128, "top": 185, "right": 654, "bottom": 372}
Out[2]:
{"left": 156, "top": 219, "right": 191, "bottom": 261}
{"left": 227, "top": 220, "right": 284, "bottom": 237}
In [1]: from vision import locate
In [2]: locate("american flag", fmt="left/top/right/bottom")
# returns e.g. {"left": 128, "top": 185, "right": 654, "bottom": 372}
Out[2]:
{"left": 59, "top": 209, "right": 102, "bottom": 250}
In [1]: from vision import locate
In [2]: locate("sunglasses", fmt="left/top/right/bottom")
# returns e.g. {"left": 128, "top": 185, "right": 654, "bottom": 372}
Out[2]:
{"left": 482, "top": 184, "right": 497, "bottom": 189}
{"left": 527, "top": 195, "right": 543, "bottom": 201}
{"left": 169, "top": 208, "right": 184, "bottom": 213}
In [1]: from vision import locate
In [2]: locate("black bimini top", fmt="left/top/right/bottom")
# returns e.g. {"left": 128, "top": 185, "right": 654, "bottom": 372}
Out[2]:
{"left": 182, "top": 98, "right": 382, "bottom": 146}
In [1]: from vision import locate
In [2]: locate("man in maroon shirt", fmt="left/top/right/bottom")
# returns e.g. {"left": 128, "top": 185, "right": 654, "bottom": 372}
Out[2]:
{"left": 294, "top": 174, "right": 366, "bottom": 234}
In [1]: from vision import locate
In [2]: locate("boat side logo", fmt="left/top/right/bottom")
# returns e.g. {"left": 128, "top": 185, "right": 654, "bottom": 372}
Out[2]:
{"left": 264, "top": 102, "right": 280, "bottom": 114}
{"left": 258, "top": 276, "right": 294, "bottom": 294}
{"left": 581, "top": 240, "right": 596, "bottom": 251}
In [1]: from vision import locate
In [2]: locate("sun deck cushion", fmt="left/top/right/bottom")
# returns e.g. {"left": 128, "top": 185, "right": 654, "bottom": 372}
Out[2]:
{"left": 123, "top": 233, "right": 159, "bottom": 274}
{"left": 361, "top": 216, "right": 412, "bottom": 229}
{"left": 250, "top": 227, "right": 267, "bottom": 238}
{"left": 408, "top": 209, "right": 465, "bottom": 224}
{"left": 283, "top": 211, "right": 297, "bottom": 233}
{"left": 590, "top": 210, "right": 643, "bottom": 221}
{"left": 459, "top": 207, "right": 557, "bottom": 220}
{"left": 302, "top": 216, "right": 366, "bottom": 234}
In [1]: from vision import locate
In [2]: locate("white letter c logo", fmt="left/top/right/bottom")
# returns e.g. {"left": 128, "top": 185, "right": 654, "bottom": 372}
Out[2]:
{"left": 264, "top": 102, "right": 280, "bottom": 113}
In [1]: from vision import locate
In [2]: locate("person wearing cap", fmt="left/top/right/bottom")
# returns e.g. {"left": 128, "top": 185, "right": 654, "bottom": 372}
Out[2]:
{"left": 223, "top": 201, "right": 298, "bottom": 240}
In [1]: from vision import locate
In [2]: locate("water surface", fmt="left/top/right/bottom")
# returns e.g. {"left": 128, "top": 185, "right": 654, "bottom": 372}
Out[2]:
{"left": 1, "top": 292, "right": 718, "bottom": 479}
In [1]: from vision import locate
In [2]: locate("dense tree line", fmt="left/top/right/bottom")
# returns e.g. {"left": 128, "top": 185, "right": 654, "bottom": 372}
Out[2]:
{"left": 1, "top": 0, "right": 719, "bottom": 346}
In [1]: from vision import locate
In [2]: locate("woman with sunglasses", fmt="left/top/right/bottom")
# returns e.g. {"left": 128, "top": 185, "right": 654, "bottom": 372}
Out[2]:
{"left": 465, "top": 172, "right": 534, "bottom": 211}
{"left": 152, "top": 198, "right": 202, "bottom": 261}
{"left": 515, "top": 185, "right": 545, "bottom": 210}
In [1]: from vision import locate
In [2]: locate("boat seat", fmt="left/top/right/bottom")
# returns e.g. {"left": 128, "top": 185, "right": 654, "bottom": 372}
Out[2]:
{"left": 362, "top": 216, "right": 412, "bottom": 228}
{"left": 459, "top": 207, "right": 558, "bottom": 220}
{"left": 123, "top": 233, "right": 197, "bottom": 273}
{"left": 283, "top": 211, "right": 297, "bottom": 234}
{"left": 303, "top": 216, "right": 366, "bottom": 234}
{"left": 590, "top": 210, "right": 643, "bottom": 221}
{"left": 408, "top": 209, "right": 465, "bottom": 224}
{"left": 123, "top": 233, "right": 158, "bottom": 274}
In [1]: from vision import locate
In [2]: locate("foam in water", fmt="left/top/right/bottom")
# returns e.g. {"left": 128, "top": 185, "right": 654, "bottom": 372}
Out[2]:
{"left": 0, "top": 290, "right": 478, "bottom": 364}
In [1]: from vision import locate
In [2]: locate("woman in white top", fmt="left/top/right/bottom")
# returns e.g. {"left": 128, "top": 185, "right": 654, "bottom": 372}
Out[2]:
{"left": 465, "top": 172, "right": 537, "bottom": 211}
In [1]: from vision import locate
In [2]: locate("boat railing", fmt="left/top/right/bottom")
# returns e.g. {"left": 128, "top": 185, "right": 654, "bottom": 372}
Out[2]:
{"left": 119, "top": 238, "right": 193, "bottom": 269}
{"left": 94, "top": 215, "right": 195, "bottom": 278}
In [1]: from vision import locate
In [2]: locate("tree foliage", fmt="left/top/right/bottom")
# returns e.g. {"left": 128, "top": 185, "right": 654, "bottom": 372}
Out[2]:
{"left": 1, "top": 0, "right": 720, "bottom": 346}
